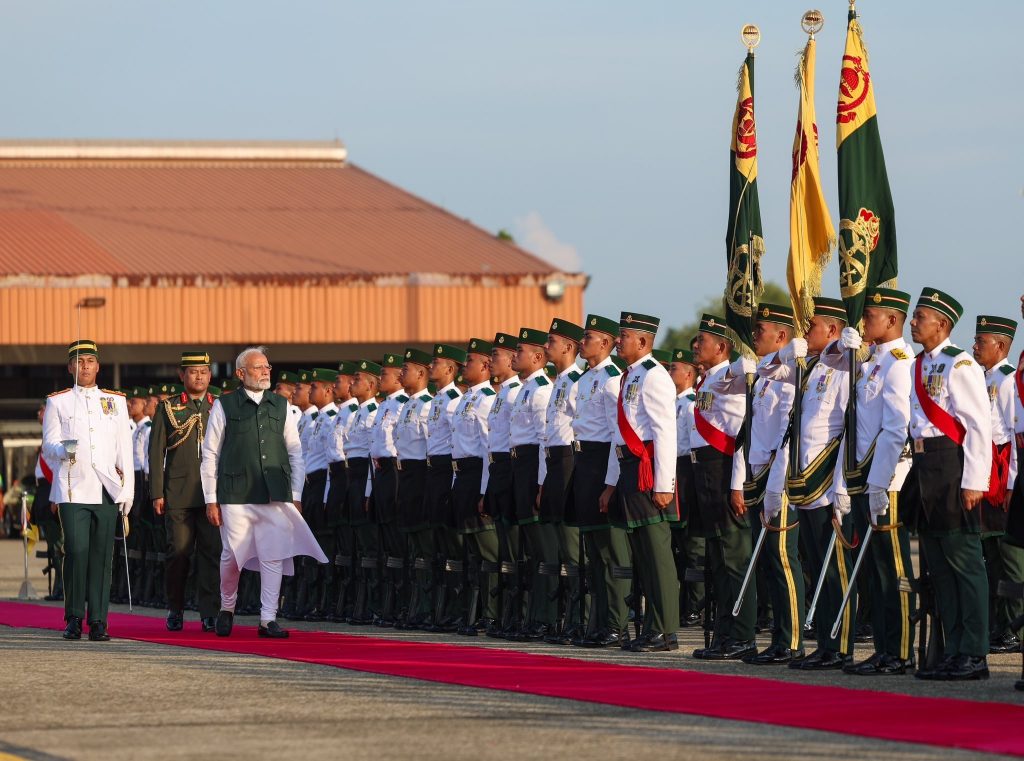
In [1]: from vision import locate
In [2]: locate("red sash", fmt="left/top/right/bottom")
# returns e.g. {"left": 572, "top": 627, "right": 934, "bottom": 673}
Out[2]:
{"left": 985, "top": 442, "right": 1012, "bottom": 505}
{"left": 691, "top": 377, "right": 737, "bottom": 456}
{"left": 1015, "top": 351, "right": 1024, "bottom": 408}
{"left": 913, "top": 354, "right": 966, "bottom": 445}
{"left": 36, "top": 449, "right": 53, "bottom": 483}
{"left": 617, "top": 375, "right": 655, "bottom": 492}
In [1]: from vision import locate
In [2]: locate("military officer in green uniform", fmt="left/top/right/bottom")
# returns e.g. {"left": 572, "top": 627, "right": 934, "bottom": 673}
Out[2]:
{"left": 43, "top": 340, "right": 135, "bottom": 641}
{"left": 149, "top": 350, "right": 222, "bottom": 632}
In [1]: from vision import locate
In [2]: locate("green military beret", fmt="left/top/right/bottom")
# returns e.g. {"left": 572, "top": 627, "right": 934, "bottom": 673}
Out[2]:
{"left": 128, "top": 386, "right": 149, "bottom": 399}
{"left": 620, "top": 311, "right": 660, "bottom": 334}
{"left": 517, "top": 327, "right": 548, "bottom": 348}
{"left": 382, "top": 353, "right": 402, "bottom": 368}
{"left": 356, "top": 359, "right": 382, "bottom": 377}
{"left": 652, "top": 349, "right": 672, "bottom": 367}
{"left": 67, "top": 339, "right": 99, "bottom": 359}
{"left": 297, "top": 369, "right": 312, "bottom": 383}
{"left": 812, "top": 297, "right": 848, "bottom": 323}
{"left": 180, "top": 350, "right": 211, "bottom": 367}
{"left": 493, "top": 332, "right": 519, "bottom": 351}
{"left": 221, "top": 378, "right": 240, "bottom": 391}
{"left": 610, "top": 355, "right": 628, "bottom": 372}
{"left": 154, "top": 381, "right": 174, "bottom": 395}
{"left": 756, "top": 302, "right": 795, "bottom": 327}
{"left": 467, "top": 337, "right": 493, "bottom": 356}
{"left": 672, "top": 348, "right": 698, "bottom": 367}
{"left": 403, "top": 348, "right": 433, "bottom": 367}
{"left": 208, "top": 386, "right": 222, "bottom": 397}
{"left": 312, "top": 367, "right": 339, "bottom": 383}
{"left": 866, "top": 287, "right": 912, "bottom": 315}
{"left": 455, "top": 371, "right": 467, "bottom": 386}
{"left": 338, "top": 360, "right": 360, "bottom": 376}
{"left": 698, "top": 314, "right": 728, "bottom": 339}
{"left": 548, "top": 318, "right": 584, "bottom": 342}
{"left": 917, "top": 287, "right": 963, "bottom": 326}
{"left": 976, "top": 315, "right": 1018, "bottom": 340}
{"left": 276, "top": 370, "right": 299, "bottom": 385}
{"left": 167, "top": 383, "right": 184, "bottom": 396}
{"left": 585, "top": 314, "right": 619, "bottom": 338}
{"left": 434, "top": 343, "right": 468, "bottom": 364}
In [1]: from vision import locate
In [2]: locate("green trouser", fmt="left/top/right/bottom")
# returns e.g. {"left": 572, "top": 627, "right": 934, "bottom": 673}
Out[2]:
{"left": 761, "top": 500, "right": 804, "bottom": 651}
{"left": 750, "top": 504, "right": 772, "bottom": 626}
{"left": 851, "top": 493, "right": 917, "bottom": 660}
{"left": 707, "top": 523, "right": 756, "bottom": 642}
{"left": 998, "top": 539, "right": 1024, "bottom": 637}
{"left": 582, "top": 531, "right": 608, "bottom": 634}
{"left": 409, "top": 528, "right": 435, "bottom": 618}
{"left": 496, "top": 521, "right": 522, "bottom": 625}
{"left": 354, "top": 522, "right": 380, "bottom": 614}
{"left": 590, "top": 526, "right": 631, "bottom": 632}
{"left": 799, "top": 506, "right": 855, "bottom": 655}
{"left": 982, "top": 535, "right": 1006, "bottom": 638}
{"left": 631, "top": 520, "right": 678, "bottom": 636}
{"left": 465, "top": 528, "right": 500, "bottom": 620}
{"left": 438, "top": 527, "right": 464, "bottom": 620}
{"left": 559, "top": 524, "right": 582, "bottom": 629}
{"left": 164, "top": 507, "right": 222, "bottom": 618}
{"left": 58, "top": 497, "right": 117, "bottom": 624}
{"left": 528, "top": 522, "right": 559, "bottom": 626}
{"left": 676, "top": 527, "right": 705, "bottom": 618}
{"left": 920, "top": 531, "right": 989, "bottom": 658}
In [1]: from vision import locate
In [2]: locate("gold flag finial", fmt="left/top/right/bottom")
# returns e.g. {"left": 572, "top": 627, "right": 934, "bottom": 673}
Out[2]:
{"left": 801, "top": 10, "right": 824, "bottom": 38}
{"left": 741, "top": 24, "right": 760, "bottom": 53}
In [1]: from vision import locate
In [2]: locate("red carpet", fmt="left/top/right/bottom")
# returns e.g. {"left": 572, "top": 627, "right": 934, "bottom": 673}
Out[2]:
{"left": 3, "top": 600, "right": 1023, "bottom": 757}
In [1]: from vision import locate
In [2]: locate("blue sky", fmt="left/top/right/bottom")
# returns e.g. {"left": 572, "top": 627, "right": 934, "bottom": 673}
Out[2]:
{"left": 2, "top": 1, "right": 1021, "bottom": 351}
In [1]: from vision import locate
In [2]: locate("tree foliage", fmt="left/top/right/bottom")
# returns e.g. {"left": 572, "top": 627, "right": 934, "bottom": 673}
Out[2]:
{"left": 658, "top": 281, "right": 790, "bottom": 350}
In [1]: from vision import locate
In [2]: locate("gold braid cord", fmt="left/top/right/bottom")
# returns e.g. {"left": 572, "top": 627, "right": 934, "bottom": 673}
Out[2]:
{"left": 162, "top": 399, "right": 204, "bottom": 458}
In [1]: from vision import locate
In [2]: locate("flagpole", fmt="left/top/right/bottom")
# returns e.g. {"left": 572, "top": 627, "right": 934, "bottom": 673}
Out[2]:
{"left": 844, "top": 0, "right": 860, "bottom": 476}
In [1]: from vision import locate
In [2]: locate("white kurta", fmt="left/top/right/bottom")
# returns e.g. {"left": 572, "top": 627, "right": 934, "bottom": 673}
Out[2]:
{"left": 200, "top": 388, "right": 328, "bottom": 573}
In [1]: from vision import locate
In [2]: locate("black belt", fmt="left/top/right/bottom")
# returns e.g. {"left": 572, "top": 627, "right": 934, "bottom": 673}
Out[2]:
{"left": 615, "top": 440, "right": 653, "bottom": 461}
{"left": 573, "top": 440, "right": 610, "bottom": 453}
{"left": 510, "top": 444, "right": 539, "bottom": 459}
{"left": 454, "top": 457, "right": 484, "bottom": 472}
{"left": 398, "top": 458, "right": 426, "bottom": 471}
{"left": 374, "top": 457, "right": 397, "bottom": 471}
{"left": 488, "top": 451, "right": 511, "bottom": 464}
{"left": 545, "top": 444, "right": 573, "bottom": 459}
{"left": 690, "top": 444, "right": 727, "bottom": 463}
{"left": 427, "top": 454, "right": 452, "bottom": 468}
{"left": 347, "top": 456, "right": 369, "bottom": 466}
{"left": 912, "top": 437, "right": 959, "bottom": 454}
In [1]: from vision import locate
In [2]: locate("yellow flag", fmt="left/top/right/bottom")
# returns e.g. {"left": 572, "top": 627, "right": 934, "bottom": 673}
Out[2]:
{"left": 787, "top": 38, "right": 836, "bottom": 333}
{"left": 23, "top": 523, "right": 39, "bottom": 556}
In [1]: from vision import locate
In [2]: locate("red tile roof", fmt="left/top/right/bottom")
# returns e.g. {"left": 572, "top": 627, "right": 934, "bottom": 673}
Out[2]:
{"left": 0, "top": 141, "right": 570, "bottom": 284}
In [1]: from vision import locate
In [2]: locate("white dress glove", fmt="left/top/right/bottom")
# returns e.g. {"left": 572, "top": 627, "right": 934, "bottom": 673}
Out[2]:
{"left": 119, "top": 501, "right": 133, "bottom": 517}
{"left": 868, "top": 487, "right": 889, "bottom": 525}
{"left": 833, "top": 492, "right": 851, "bottom": 521}
{"left": 763, "top": 491, "right": 784, "bottom": 522}
{"left": 730, "top": 356, "right": 757, "bottom": 377}
{"left": 839, "top": 327, "right": 863, "bottom": 352}
{"left": 778, "top": 338, "right": 808, "bottom": 363}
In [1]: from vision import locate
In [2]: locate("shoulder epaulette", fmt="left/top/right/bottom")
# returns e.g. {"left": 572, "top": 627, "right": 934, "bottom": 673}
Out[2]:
{"left": 605, "top": 365, "right": 621, "bottom": 377}
{"left": 509, "top": 381, "right": 521, "bottom": 389}
{"left": 348, "top": 402, "right": 359, "bottom": 412}
{"left": 446, "top": 388, "right": 460, "bottom": 399}
{"left": 999, "top": 365, "right": 1015, "bottom": 376}
{"left": 481, "top": 387, "right": 496, "bottom": 396}
{"left": 890, "top": 348, "right": 910, "bottom": 361}
{"left": 941, "top": 346, "right": 965, "bottom": 357}
{"left": 366, "top": 403, "right": 378, "bottom": 413}
{"left": 535, "top": 376, "right": 550, "bottom": 387}
{"left": 326, "top": 409, "right": 337, "bottom": 417}
{"left": 685, "top": 393, "right": 696, "bottom": 402}
{"left": 396, "top": 394, "right": 410, "bottom": 403}
{"left": 310, "top": 411, "right": 319, "bottom": 420}
{"left": 954, "top": 359, "right": 972, "bottom": 369}
{"left": 567, "top": 370, "right": 581, "bottom": 383}
{"left": 641, "top": 359, "right": 657, "bottom": 370}
{"left": 47, "top": 388, "right": 71, "bottom": 398}
{"left": 144, "top": 420, "right": 152, "bottom": 427}
{"left": 102, "top": 388, "right": 125, "bottom": 396}
{"left": 418, "top": 393, "right": 432, "bottom": 402}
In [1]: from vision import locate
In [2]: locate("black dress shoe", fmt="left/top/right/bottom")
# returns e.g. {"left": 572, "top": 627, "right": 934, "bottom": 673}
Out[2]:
{"left": 989, "top": 632, "right": 1021, "bottom": 654}
{"left": 62, "top": 616, "right": 82, "bottom": 640}
{"left": 630, "top": 632, "right": 679, "bottom": 652}
{"left": 934, "top": 654, "right": 989, "bottom": 681}
{"left": 45, "top": 592, "right": 65, "bottom": 602}
{"left": 215, "top": 610, "right": 234, "bottom": 637}
{"left": 577, "top": 628, "right": 626, "bottom": 648}
{"left": 513, "top": 623, "right": 549, "bottom": 642}
{"left": 1015, "top": 679, "right": 1024, "bottom": 692}
{"left": 457, "top": 623, "right": 481, "bottom": 637}
{"left": 745, "top": 643, "right": 804, "bottom": 665}
{"left": 680, "top": 612, "right": 702, "bottom": 628}
{"left": 258, "top": 620, "right": 289, "bottom": 638}
{"left": 843, "top": 652, "right": 883, "bottom": 675}
{"left": 702, "top": 639, "right": 757, "bottom": 661}
{"left": 166, "top": 610, "right": 184, "bottom": 632}
{"left": 201, "top": 616, "right": 216, "bottom": 633}
{"left": 794, "top": 649, "right": 850, "bottom": 670}
{"left": 692, "top": 639, "right": 725, "bottom": 659}
{"left": 88, "top": 621, "right": 110, "bottom": 641}
{"left": 790, "top": 647, "right": 825, "bottom": 669}
{"left": 544, "top": 628, "right": 572, "bottom": 645}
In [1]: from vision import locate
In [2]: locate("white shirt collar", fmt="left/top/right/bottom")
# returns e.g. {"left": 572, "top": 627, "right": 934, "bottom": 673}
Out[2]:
{"left": 243, "top": 388, "right": 264, "bottom": 404}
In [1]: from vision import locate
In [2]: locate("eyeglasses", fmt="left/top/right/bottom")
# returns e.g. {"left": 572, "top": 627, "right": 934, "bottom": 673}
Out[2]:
{"left": 246, "top": 364, "right": 273, "bottom": 372}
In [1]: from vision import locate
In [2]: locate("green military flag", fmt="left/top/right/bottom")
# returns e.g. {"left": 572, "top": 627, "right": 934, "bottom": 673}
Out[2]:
{"left": 725, "top": 42, "right": 765, "bottom": 359}
{"left": 836, "top": 4, "right": 897, "bottom": 329}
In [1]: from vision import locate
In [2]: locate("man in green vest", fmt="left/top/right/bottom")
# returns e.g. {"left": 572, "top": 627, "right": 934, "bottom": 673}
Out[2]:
{"left": 149, "top": 350, "right": 222, "bottom": 632}
{"left": 201, "top": 346, "right": 328, "bottom": 638}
